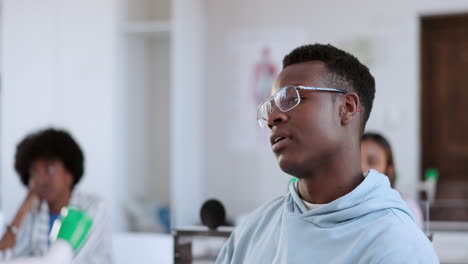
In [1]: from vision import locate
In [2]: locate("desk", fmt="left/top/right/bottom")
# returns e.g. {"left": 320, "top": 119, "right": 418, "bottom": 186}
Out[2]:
{"left": 173, "top": 226, "right": 233, "bottom": 264}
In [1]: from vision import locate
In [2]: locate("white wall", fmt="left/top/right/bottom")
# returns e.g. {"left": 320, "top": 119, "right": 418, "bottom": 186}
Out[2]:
{"left": 0, "top": 0, "right": 119, "bottom": 226}
{"left": 203, "top": 0, "right": 468, "bottom": 219}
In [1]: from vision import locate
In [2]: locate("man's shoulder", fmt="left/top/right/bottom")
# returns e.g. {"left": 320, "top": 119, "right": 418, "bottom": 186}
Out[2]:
{"left": 246, "top": 196, "right": 286, "bottom": 221}
{"left": 348, "top": 208, "right": 438, "bottom": 263}
{"left": 216, "top": 196, "right": 288, "bottom": 263}
{"left": 372, "top": 225, "right": 438, "bottom": 263}
{"left": 368, "top": 208, "right": 437, "bottom": 259}
{"left": 367, "top": 208, "right": 422, "bottom": 237}
{"left": 234, "top": 196, "right": 286, "bottom": 236}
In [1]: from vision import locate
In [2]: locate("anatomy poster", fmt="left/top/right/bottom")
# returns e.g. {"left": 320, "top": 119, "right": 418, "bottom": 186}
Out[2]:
{"left": 227, "top": 29, "right": 305, "bottom": 152}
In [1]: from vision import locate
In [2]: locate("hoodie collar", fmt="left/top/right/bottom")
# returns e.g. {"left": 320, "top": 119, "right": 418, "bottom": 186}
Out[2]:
{"left": 285, "top": 170, "right": 412, "bottom": 227}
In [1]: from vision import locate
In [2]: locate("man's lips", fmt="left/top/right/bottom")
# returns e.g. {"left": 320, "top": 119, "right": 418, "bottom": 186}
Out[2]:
{"left": 270, "top": 134, "right": 291, "bottom": 152}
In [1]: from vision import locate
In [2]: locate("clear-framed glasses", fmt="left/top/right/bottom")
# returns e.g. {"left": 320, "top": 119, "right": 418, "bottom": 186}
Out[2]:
{"left": 256, "top": 85, "right": 348, "bottom": 128}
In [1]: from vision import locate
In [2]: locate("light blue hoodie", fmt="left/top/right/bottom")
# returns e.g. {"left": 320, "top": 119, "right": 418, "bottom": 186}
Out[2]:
{"left": 216, "top": 170, "right": 439, "bottom": 263}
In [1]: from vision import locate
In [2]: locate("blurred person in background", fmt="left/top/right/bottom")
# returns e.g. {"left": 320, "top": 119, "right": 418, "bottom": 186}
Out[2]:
{"left": 361, "top": 132, "right": 424, "bottom": 229}
{"left": 0, "top": 128, "right": 112, "bottom": 263}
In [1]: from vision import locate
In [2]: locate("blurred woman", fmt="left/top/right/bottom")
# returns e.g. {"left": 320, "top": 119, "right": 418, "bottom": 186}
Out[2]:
{"left": 0, "top": 128, "right": 112, "bottom": 263}
{"left": 361, "top": 132, "right": 424, "bottom": 229}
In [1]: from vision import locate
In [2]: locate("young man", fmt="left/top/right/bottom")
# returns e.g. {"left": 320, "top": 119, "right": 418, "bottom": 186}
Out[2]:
{"left": 216, "top": 44, "right": 438, "bottom": 263}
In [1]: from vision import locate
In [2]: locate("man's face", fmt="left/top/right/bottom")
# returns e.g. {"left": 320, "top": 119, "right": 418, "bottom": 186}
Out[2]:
{"left": 268, "top": 61, "right": 344, "bottom": 177}
{"left": 29, "top": 159, "right": 73, "bottom": 202}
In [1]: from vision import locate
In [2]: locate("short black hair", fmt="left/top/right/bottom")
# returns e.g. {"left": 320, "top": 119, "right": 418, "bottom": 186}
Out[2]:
{"left": 283, "top": 43, "right": 375, "bottom": 132}
{"left": 14, "top": 128, "right": 84, "bottom": 188}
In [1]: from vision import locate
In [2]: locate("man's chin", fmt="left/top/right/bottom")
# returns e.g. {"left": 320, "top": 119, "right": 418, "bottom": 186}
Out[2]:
{"left": 277, "top": 156, "right": 301, "bottom": 176}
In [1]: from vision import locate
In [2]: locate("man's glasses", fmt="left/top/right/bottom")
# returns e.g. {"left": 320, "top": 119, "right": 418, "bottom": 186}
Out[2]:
{"left": 256, "top": 85, "right": 348, "bottom": 128}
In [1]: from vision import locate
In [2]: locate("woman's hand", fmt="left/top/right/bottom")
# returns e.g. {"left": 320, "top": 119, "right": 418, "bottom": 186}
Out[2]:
{"left": 26, "top": 178, "right": 39, "bottom": 202}
{"left": 0, "top": 179, "right": 40, "bottom": 250}
{"left": 0, "top": 226, "right": 16, "bottom": 249}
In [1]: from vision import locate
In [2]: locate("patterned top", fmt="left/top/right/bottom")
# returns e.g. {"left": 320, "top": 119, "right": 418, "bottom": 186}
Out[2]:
{"left": 0, "top": 191, "right": 113, "bottom": 263}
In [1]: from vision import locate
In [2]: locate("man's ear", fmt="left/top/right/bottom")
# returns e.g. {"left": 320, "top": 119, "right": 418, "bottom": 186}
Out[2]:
{"left": 340, "top": 93, "right": 360, "bottom": 126}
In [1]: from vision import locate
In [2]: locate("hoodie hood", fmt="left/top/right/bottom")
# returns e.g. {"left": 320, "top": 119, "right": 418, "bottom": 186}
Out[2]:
{"left": 217, "top": 169, "right": 438, "bottom": 264}
{"left": 285, "top": 169, "right": 414, "bottom": 228}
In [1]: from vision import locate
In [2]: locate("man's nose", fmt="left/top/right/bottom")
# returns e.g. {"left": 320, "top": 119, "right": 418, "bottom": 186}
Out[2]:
{"left": 267, "top": 106, "right": 288, "bottom": 129}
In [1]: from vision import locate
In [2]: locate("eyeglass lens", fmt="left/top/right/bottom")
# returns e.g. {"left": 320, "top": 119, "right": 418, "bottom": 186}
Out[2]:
{"left": 257, "top": 86, "right": 300, "bottom": 127}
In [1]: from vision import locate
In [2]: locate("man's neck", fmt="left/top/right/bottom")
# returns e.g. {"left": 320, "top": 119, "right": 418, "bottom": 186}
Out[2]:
{"left": 48, "top": 192, "right": 71, "bottom": 214}
{"left": 296, "top": 148, "right": 363, "bottom": 204}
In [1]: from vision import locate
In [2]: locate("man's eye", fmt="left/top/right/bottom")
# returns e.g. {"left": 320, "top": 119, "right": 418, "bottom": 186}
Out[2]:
{"left": 285, "top": 97, "right": 296, "bottom": 107}
{"left": 289, "top": 97, "right": 299, "bottom": 103}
